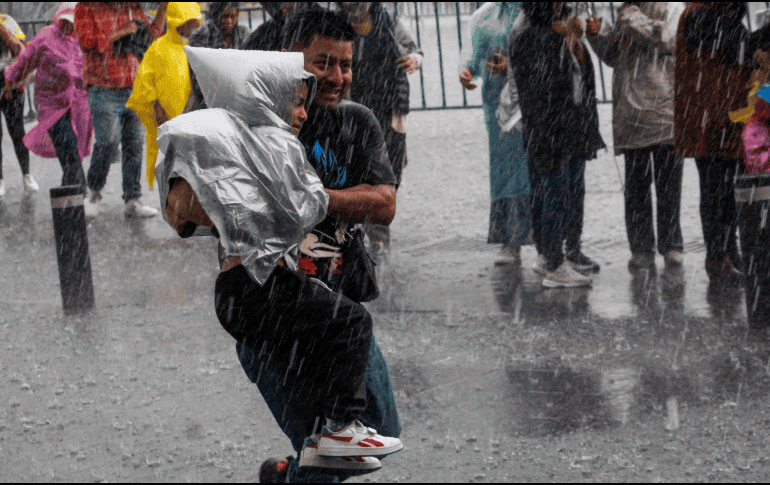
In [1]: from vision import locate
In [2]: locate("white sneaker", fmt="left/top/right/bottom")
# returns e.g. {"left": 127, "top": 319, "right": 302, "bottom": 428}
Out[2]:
{"left": 23, "top": 174, "right": 39, "bottom": 192}
{"left": 84, "top": 191, "right": 101, "bottom": 217}
{"left": 124, "top": 198, "right": 158, "bottom": 218}
{"left": 532, "top": 254, "right": 547, "bottom": 275}
{"left": 299, "top": 441, "right": 382, "bottom": 472}
{"left": 542, "top": 261, "right": 592, "bottom": 288}
{"left": 317, "top": 419, "right": 403, "bottom": 458}
{"left": 0, "top": 179, "right": 5, "bottom": 197}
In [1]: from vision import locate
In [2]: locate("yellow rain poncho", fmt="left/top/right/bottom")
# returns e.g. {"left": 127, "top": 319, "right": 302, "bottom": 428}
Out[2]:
{"left": 127, "top": 2, "right": 202, "bottom": 190}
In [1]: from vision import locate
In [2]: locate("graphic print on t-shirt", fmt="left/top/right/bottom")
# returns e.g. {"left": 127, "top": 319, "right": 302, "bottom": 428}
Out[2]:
{"left": 311, "top": 140, "right": 347, "bottom": 189}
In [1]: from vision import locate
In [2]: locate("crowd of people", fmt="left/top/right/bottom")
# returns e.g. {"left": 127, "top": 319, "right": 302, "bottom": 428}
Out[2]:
{"left": 462, "top": 2, "right": 769, "bottom": 331}
{"left": 1, "top": 1, "right": 770, "bottom": 481}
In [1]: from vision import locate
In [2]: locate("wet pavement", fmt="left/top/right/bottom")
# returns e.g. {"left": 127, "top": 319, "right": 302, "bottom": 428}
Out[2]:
{"left": 2, "top": 105, "right": 770, "bottom": 482}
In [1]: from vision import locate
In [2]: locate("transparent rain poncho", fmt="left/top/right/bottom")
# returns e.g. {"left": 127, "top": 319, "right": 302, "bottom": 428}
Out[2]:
{"left": 155, "top": 49, "right": 328, "bottom": 284}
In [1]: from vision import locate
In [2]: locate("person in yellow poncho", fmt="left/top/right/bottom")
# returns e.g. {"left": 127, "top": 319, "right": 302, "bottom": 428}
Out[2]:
{"left": 127, "top": 2, "right": 201, "bottom": 190}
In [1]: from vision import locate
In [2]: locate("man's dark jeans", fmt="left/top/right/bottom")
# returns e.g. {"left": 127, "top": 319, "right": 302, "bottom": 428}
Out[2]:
{"left": 531, "top": 156, "right": 587, "bottom": 271}
{"left": 49, "top": 111, "right": 86, "bottom": 189}
{"left": 624, "top": 145, "right": 684, "bottom": 256}
{"left": 694, "top": 155, "right": 741, "bottom": 261}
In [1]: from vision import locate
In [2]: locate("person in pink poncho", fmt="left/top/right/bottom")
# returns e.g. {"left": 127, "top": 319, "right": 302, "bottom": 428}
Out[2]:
{"left": 3, "top": 3, "right": 92, "bottom": 191}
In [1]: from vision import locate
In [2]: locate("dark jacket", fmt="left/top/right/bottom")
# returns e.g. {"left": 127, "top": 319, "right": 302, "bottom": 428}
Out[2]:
{"left": 674, "top": 3, "right": 770, "bottom": 159}
{"left": 511, "top": 25, "right": 604, "bottom": 175}
{"left": 350, "top": 5, "right": 408, "bottom": 133}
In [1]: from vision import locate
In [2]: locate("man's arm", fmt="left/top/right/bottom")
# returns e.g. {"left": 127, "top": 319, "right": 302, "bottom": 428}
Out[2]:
{"left": 325, "top": 183, "right": 396, "bottom": 226}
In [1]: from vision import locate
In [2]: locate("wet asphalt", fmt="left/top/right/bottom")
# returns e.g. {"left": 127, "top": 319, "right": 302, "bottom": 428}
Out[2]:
{"left": 1, "top": 105, "right": 768, "bottom": 481}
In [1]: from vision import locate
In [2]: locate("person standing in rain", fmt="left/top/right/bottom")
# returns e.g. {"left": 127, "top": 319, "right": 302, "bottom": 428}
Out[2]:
{"left": 74, "top": 2, "right": 167, "bottom": 217}
{"left": 511, "top": 2, "right": 605, "bottom": 288}
{"left": 587, "top": 2, "right": 686, "bottom": 272}
{"left": 2, "top": 3, "right": 91, "bottom": 194}
{"left": 675, "top": 3, "right": 770, "bottom": 287}
{"left": 0, "top": 14, "right": 37, "bottom": 198}
{"left": 126, "top": 2, "right": 202, "bottom": 192}
{"left": 243, "top": 3, "right": 318, "bottom": 52}
{"left": 337, "top": 2, "right": 417, "bottom": 257}
{"left": 188, "top": 2, "right": 249, "bottom": 50}
{"left": 459, "top": 2, "right": 533, "bottom": 264}
{"left": 236, "top": 9, "right": 403, "bottom": 482}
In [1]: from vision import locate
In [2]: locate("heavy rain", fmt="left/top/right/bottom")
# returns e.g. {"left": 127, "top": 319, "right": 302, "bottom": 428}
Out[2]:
{"left": 1, "top": 1, "right": 770, "bottom": 483}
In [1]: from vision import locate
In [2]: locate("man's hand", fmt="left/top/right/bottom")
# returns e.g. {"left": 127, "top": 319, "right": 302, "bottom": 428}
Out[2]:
{"left": 325, "top": 184, "right": 396, "bottom": 225}
{"left": 484, "top": 52, "right": 508, "bottom": 75}
{"left": 586, "top": 16, "right": 602, "bottom": 37}
{"left": 397, "top": 54, "right": 418, "bottom": 73}
{"left": 460, "top": 67, "right": 477, "bottom": 89}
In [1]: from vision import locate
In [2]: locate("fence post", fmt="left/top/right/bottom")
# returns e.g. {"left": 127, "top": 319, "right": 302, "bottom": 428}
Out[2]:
{"left": 434, "top": 2, "right": 447, "bottom": 108}
{"left": 456, "top": 2, "right": 467, "bottom": 107}
{"left": 50, "top": 186, "right": 95, "bottom": 314}
{"left": 414, "top": 2, "right": 427, "bottom": 109}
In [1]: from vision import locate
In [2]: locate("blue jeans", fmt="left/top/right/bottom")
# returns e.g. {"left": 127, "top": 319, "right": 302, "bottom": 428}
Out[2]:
{"left": 531, "top": 156, "right": 587, "bottom": 272}
{"left": 48, "top": 111, "right": 86, "bottom": 190}
{"left": 86, "top": 86, "right": 144, "bottom": 201}
{"left": 236, "top": 335, "right": 401, "bottom": 483}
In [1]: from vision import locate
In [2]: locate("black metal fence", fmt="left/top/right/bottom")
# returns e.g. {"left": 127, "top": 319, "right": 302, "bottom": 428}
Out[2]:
{"left": 13, "top": 2, "right": 770, "bottom": 114}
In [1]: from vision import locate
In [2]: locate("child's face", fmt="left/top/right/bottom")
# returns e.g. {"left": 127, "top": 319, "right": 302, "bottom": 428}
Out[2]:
{"left": 290, "top": 83, "right": 309, "bottom": 137}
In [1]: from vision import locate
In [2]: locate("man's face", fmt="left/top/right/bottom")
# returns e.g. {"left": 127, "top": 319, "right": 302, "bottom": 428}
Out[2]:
{"left": 290, "top": 83, "right": 310, "bottom": 136}
{"left": 300, "top": 34, "right": 353, "bottom": 109}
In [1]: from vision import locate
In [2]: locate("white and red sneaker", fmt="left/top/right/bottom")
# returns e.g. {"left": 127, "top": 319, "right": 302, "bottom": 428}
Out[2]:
{"left": 317, "top": 419, "right": 403, "bottom": 458}
{"left": 299, "top": 441, "right": 382, "bottom": 473}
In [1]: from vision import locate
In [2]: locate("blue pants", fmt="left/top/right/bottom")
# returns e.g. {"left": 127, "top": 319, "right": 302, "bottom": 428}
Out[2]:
{"left": 86, "top": 86, "right": 144, "bottom": 201}
{"left": 236, "top": 335, "right": 400, "bottom": 483}
{"left": 530, "top": 157, "right": 587, "bottom": 271}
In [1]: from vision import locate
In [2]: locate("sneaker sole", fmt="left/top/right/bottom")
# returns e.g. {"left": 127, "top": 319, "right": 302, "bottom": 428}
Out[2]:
{"left": 542, "top": 278, "right": 592, "bottom": 288}
{"left": 317, "top": 441, "right": 403, "bottom": 458}
{"left": 299, "top": 451, "right": 382, "bottom": 471}
{"left": 568, "top": 262, "right": 600, "bottom": 273}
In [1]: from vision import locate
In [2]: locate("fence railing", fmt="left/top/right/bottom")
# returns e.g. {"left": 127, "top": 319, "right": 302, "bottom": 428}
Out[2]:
{"left": 13, "top": 2, "right": 770, "bottom": 115}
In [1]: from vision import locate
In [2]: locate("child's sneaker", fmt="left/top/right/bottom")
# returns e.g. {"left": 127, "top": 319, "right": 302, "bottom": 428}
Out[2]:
{"left": 299, "top": 441, "right": 382, "bottom": 473}
{"left": 317, "top": 419, "right": 403, "bottom": 458}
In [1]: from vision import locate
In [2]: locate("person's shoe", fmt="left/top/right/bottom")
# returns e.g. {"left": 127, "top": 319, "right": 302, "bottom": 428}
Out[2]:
{"left": 705, "top": 256, "right": 742, "bottom": 287}
{"left": 124, "top": 198, "right": 158, "bottom": 218}
{"left": 532, "top": 254, "right": 547, "bottom": 275}
{"left": 566, "top": 251, "right": 600, "bottom": 273}
{"left": 495, "top": 244, "right": 521, "bottom": 265}
{"left": 663, "top": 250, "right": 684, "bottom": 267}
{"left": 23, "top": 174, "right": 39, "bottom": 192}
{"left": 259, "top": 456, "right": 293, "bottom": 483}
{"left": 299, "top": 442, "right": 382, "bottom": 473}
{"left": 628, "top": 252, "right": 656, "bottom": 271}
{"left": 84, "top": 191, "right": 101, "bottom": 218}
{"left": 0, "top": 179, "right": 5, "bottom": 198}
{"left": 542, "top": 261, "right": 593, "bottom": 288}
{"left": 317, "top": 419, "right": 403, "bottom": 458}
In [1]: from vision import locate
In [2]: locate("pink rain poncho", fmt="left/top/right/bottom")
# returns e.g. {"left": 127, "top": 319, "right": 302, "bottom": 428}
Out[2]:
{"left": 4, "top": 3, "right": 92, "bottom": 160}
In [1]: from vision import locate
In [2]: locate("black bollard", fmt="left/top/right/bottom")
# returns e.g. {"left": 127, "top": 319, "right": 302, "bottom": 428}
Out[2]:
{"left": 50, "top": 186, "right": 94, "bottom": 314}
{"left": 735, "top": 173, "right": 770, "bottom": 329}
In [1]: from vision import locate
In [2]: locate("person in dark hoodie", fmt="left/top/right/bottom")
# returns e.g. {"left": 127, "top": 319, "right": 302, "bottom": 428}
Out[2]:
{"left": 242, "top": 2, "right": 319, "bottom": 52}
{"left": 511, "top": 2, "right": 605, "bottom": 288}
{"left": 189, "top": 2, "right": 249, "bottom": 49}
{"left": 674, "top": 2, "right": 770, "bottom": 287}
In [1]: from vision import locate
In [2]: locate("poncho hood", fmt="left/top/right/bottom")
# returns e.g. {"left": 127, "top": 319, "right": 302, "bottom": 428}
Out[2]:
{"left": 183, "top": 47, "right": 316, "bottom": 130}
{"left": 166, "top": 2, "right": 202, "bottom": 43}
